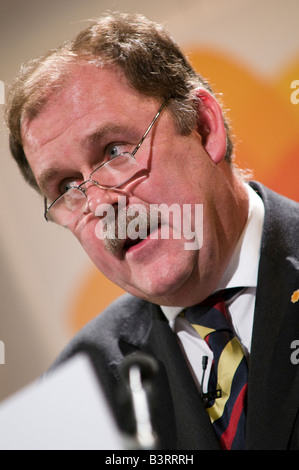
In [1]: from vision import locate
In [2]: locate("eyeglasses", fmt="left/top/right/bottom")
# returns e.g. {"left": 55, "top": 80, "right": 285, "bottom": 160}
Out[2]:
{"left": 44, "top": 100, "right": 168, "bottom": 227}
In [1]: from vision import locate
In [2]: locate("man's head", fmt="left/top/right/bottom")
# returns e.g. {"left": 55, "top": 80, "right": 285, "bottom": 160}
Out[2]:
{"left": 5, "top": 12, "right": 248, "bottom": 307}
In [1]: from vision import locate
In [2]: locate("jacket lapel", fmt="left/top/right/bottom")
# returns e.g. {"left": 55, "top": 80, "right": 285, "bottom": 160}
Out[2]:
{"left": 246, "top": 183, "right": 299, "bottom": 449}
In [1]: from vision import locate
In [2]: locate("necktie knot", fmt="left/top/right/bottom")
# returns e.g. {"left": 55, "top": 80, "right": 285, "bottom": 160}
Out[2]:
{"left": 184, "top": 288, "right": 242, "bottom": 337}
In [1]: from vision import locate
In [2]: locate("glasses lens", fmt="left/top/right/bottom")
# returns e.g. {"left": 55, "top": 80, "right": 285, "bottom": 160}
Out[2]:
{"left": 47, "top": 188, "right": 87, "bottom": 226}
{"left": 92, "top": 153, "right": 139, "bottom": 188}
{"left": 46, "top": 155, "right": 139, "bottom": 225}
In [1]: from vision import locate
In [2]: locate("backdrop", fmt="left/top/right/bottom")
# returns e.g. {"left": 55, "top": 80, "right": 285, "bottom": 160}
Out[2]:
{"left": 0, "top": 0, "right": 298, "bottom": 401}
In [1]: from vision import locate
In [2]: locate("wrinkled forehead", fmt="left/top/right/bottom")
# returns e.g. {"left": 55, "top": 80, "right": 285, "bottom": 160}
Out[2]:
{"left": 21, "top": 62, "right": 132, "bottom": 140}
{"left": 21, "top": 63, "right": 137, "bottom": 150}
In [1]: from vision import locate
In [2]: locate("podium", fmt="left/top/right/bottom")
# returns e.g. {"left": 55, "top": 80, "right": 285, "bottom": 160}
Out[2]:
{"left": 0, "top": 354, "right": 125, "bottom": 450}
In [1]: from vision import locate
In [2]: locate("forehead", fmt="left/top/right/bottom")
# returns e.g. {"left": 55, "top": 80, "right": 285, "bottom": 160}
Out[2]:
{"left": 21, "top": 63, "right": 142, "bottom": 152}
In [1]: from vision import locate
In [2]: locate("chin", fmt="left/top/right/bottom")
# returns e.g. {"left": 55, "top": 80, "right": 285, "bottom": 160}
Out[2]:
{"left": 125, "top": 262, "right": 197, "bottom": 306}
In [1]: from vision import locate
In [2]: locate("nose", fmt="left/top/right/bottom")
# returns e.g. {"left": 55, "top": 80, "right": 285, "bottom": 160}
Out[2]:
{"left": 84, "top": 182, "right": 128, "bottom": 217}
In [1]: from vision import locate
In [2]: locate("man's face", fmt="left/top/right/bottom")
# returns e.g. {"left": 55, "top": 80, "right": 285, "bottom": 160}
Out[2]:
{"left": 22, "top": 63, "right": 245, "bottom": 307}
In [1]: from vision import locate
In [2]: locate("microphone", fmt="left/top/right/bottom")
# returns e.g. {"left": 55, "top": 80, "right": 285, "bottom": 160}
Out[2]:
{"left": 200, "top": 355, "right": 222, "bottom": 402}
{"left": 53, "top": 343, "right": 160, "bottom": 449}
{"left": 119, "top": 353, "right": 159, "bottom": 450}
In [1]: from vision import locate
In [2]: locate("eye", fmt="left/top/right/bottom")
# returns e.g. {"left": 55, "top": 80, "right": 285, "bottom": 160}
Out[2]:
{"left": 108, "top": 145, "right": 121, "bottom": 159}
{"left": 59, "top": 178, "right": 81, "bottom": 195}
{"left": 107, "top": 143, "right": 131, "bottom": 160}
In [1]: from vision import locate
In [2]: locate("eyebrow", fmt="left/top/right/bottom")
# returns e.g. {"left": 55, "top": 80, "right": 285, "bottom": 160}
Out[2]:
{"left": 38, "top": 167, "right": 61, "bottom": 196}
{"left": 81, "top": 123, "right": 130, "bottom": 149}
{"left": 38, "top": 123, "right": 133, "bottom": 195}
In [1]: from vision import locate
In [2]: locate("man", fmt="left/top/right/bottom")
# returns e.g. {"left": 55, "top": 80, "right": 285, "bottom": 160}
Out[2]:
{"left": 5, "top": 12, "right": 299, "bottom": 450}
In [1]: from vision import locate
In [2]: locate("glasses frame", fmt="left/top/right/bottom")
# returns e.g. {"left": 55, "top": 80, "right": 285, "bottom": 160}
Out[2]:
{"left": 44, "top": 99, "right": 168, "bottom": 224}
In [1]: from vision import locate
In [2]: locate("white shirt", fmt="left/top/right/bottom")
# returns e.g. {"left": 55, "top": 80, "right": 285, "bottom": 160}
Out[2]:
{"left": 160, "top": 184, "right": 265, "bottom": 394}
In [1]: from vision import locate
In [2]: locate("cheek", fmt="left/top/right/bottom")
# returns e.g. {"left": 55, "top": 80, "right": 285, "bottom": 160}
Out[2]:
{"left": 133, "top": 169, "right": 188, "bottom": 207}
{"left": 135, "top": 149, "right": 203, "bottom": 207}
{"left": 72, "top": 218, "right": 108, "bottom": 266}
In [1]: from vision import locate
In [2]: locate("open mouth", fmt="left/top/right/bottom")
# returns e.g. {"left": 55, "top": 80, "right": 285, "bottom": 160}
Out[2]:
{"left": 123, "top": 236, "right": 144, "bottom": 251}
{"left": 122, "top": 219, "right": 161, "bottom": 254}
{"left": 102, "top": 207, "right": 163, "bottom": 257}
{"left": 123, "top": 227, "right": 150, "bottom": 253}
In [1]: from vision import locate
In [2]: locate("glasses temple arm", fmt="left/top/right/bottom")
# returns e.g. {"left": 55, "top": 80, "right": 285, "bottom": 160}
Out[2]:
{"left": 131, "top": 100, "right": 168, "bottom": 157}
{"left": 44, "top": 196, "right": 49, "bottom": 221}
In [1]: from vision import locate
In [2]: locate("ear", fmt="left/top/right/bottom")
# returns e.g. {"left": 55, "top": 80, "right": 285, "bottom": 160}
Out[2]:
{"left": 194, "top": 88, "right": 227, "bottom": 164}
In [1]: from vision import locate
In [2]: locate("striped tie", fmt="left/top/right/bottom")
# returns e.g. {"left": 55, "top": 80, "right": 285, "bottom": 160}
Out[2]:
{"left": 184, "top": 288, "right": 248, "bottom": 450}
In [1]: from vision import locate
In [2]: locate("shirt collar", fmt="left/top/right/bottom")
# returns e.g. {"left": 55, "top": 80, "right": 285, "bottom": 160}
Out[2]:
{"left": 161, "top": 183, "right": 265, "bottom": 323}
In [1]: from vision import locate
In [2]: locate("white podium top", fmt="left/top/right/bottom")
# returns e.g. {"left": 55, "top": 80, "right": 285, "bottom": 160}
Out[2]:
{"left": 0, "top": 354, "right": 125, "bottom": 450}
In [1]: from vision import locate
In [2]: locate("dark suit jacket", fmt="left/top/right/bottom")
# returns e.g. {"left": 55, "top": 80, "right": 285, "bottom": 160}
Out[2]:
{"left": 50, "top": 182, "right": 299, "bottom": 450}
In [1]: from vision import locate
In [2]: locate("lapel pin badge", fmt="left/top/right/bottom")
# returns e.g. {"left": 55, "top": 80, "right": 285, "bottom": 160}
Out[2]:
{"left": 291, "top": 289, "right": 299, "bottom": 304}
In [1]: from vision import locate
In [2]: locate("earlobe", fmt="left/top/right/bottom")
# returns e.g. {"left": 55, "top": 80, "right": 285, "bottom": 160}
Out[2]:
{"left": 194, "top": 88, "right": 227, "bottom": 164}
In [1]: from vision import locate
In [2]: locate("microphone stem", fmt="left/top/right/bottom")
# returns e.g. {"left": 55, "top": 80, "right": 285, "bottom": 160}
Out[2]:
{"left": 129, "top": 365, "right": 156, "bottom": 449}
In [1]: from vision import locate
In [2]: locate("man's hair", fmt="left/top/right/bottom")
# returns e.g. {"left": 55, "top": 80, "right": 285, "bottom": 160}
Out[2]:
{"left": 5, "top": 12, "right": 234, "bottom": 192}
